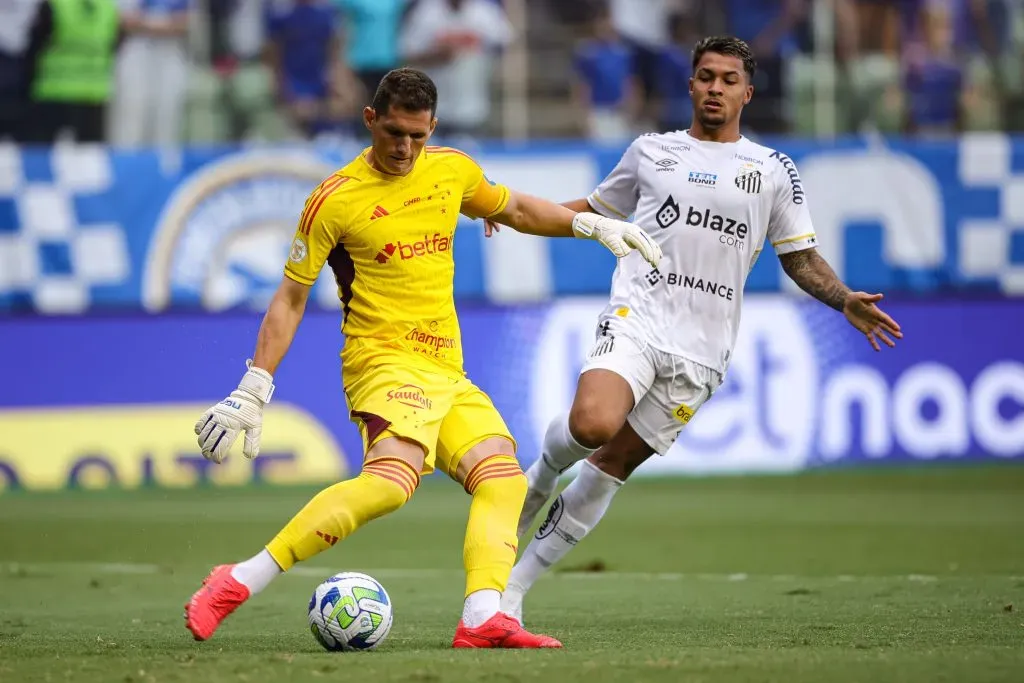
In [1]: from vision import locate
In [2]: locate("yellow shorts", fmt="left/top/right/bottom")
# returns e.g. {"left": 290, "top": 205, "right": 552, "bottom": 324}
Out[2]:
{"left": 344, "top": 364, "right": 515, "bottom": 477}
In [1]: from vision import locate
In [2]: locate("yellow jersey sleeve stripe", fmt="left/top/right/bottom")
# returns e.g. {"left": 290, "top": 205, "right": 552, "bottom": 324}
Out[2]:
{"left": 590, "top": 192, "right": 627, "bottom": 219}
{"left": 427, "top": 146, "right": 475, "bottom": 162}
{"left": 463, "top": 178, "right": 510, "bottom": 218}
{"left": 299, "top": 175, "right": 351, "bottom": 235}
{"left": 772, "top": 232, "right": 816, "bottom": 247}
{"left": 283, "top": 267, "right": 317, "bottom": 286}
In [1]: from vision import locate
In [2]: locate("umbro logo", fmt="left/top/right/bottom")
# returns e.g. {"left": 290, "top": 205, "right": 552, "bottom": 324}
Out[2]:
{"left": 655, "top": 158, "right": 677, "bottom": 172}
{"left": 370, "top": 205, "right": 389, "bottom": 220}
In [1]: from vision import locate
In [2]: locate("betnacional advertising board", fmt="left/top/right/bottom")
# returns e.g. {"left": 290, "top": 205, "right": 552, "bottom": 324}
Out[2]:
{"left": 1, "top": 296, "right": 1021, "bottom": 490}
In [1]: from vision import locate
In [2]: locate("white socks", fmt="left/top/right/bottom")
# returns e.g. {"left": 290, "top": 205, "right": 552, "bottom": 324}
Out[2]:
{"left": 230, "top": 549, "right": 283, "bottom": 595}
{"left": 530, "top": 412, "right": 599, "bottom": 492}
{"left": 230, "top": 552, "right": 501, "bottom": 629}
{"left": 462, "top": 589, "right": 500, "bottom": 627}
{"left": 503, "top": 460, "right": 623, "bottom": 620}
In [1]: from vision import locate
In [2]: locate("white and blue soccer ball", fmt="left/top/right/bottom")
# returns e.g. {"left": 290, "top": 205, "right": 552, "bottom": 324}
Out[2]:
{"left": 307, "top": 572, "right": 393, "bottom": 651}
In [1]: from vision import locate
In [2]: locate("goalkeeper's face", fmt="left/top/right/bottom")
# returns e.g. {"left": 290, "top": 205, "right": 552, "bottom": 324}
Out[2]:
{"left": 364, "top": 105, "right": 437, "bottom": 176}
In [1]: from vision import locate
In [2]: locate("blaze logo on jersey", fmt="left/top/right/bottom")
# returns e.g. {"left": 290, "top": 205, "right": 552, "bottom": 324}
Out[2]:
{"left": 688, "top": 171, "right": 718, "bottom": 187}
{"left": 386, "top": 384, "right": 432, "bottom": 410}
{"left": 374, "top": 233, "right": 453, "bottom": 263}
{"left": 656, "top": 195, "right": 681, "bottom": 229}
{"left": 655, "top": 158, "right": 677, "bottom": 172}
{"left": 734, "top": 165, "right": 763, "bottom": 195}
{"left": 370, "top": 205, "right": 389, "bottom": 220}
{"left": 685, "top": 206, "right": 749, "bottom": 240}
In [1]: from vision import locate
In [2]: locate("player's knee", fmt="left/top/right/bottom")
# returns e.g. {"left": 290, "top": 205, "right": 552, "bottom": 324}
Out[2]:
{"left": 588, "top": 450, "right": 634, "bottom": 481}
{"left": 568, "top": 402, "right": 622, "bottom": 449}
{"left": 464, "top": 454, "right": 526, "bottom": 501}
{"left": 361, "top": 458, "right": 420, "bottom": 512}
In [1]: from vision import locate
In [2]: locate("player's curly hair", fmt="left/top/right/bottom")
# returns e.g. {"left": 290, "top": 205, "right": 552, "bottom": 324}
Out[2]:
{"left": 372, "top": 68, "right": 438, "bottom": 117}
{"left": 692, "top": 36, "right": 757, "bottom": 81}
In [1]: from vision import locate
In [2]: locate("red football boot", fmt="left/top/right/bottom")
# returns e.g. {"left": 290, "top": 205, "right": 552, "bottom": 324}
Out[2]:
{"left": 184, "top": 564, "right": 250, "bottom": 641}
{"left": 452, "top": 612, "right": 562, "bottom": 649}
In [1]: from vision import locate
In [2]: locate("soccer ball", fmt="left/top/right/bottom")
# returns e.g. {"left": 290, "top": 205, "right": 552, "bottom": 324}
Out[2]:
{"left": 307, "top": 572, "right": 393, "bottom": 651}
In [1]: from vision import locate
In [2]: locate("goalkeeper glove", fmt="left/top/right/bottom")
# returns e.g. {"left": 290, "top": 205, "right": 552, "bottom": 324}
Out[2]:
{"left": 194, "top": 361, "right": 275, "bottom": 464}
{"left": 572, "top": 212, "right": 662, "bottom": 268}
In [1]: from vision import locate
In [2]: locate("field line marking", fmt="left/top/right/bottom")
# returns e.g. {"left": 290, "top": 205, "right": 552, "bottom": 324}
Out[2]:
{"left": 3, "top": 562, "right": 1021, "bottom": 583}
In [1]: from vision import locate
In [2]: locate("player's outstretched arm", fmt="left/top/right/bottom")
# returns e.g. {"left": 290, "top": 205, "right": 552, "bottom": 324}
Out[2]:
{"left": 194, "top": 276, "right": 311, "bottom": 463}
{"left": 490, "top": 190, "right": 662, "bottom": 267}
{"left": 252, "top": 276, "right": 311, "bottom": 374}
{"left": 779, "top": 248, "right": 903, "bottom": 351}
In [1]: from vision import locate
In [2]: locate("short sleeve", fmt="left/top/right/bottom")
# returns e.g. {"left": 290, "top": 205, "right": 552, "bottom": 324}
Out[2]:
{"left": 284, "top": 175, "right": 352, "bottom": 285}
{"left": 434, "top": 147, "right": 511, "bottom": 219}
{"left": 587, "top": 137, "right": 643, "bottom": 219}
{"left": 767, "top": 151, "right": 818, "bottom": 255}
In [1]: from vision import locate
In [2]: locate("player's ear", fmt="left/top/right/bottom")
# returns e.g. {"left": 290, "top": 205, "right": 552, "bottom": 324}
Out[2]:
{"left": 429, "top": 117, "right": 437, "bottom": 136}
{"left": 743, "top": 84, "right": 753, "bottom": 105}
{"left": 688, "top": 77, "right": 694, "bottom": 96}
{"left": 363, "top": 106, "right": 376, "bottom": 131}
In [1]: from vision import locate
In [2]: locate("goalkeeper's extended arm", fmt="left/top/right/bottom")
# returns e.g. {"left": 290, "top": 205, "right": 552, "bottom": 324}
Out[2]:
{"left": 252, "top": 276, "right": 310, "bottom": 375}
{"left": 492, "top": 190, "right": 662, "bottom": 267}
{"left": 195, "top": 276, "right": 310, "bottom": 463}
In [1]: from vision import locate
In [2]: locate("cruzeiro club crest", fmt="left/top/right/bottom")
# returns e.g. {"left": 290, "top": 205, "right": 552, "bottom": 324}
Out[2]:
{"left": 734, "top": 164, "right": 763, "bottom": 195}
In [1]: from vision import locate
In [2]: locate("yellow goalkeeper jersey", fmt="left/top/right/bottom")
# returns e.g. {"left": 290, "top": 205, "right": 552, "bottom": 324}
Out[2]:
{"left": 284, "top": 146, "right": 511, "bottom": 377}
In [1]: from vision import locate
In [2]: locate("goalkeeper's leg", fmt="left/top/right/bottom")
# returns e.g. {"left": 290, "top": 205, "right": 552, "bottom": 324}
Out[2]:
{"left": 501, "top": 423, "right": 653, "bottom": 624}
{"left": 518, "top": 369, "right": 635, "bottom": 539}
{"left": 447, "top": 437, "right": 561, "bottom": 648}
{"left": 184, "top": 436, "right": 423, "bottom": 641}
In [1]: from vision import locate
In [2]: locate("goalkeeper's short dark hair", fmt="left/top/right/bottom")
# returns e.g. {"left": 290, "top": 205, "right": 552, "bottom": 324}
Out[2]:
{"left": 371, "top": 68, "right": 438, "bottom": 117}
{"left": 692, "top": 36, "right": 757, "bottom": 81}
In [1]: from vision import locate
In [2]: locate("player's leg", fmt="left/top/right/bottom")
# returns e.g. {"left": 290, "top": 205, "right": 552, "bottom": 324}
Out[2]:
{"left": 502, "top": 423, "right": 651, "bottom": 624}
{"left": 436, "top": 387, "right": 561, "bottom": 648}
{"left": 184, "top": 434, "right": 426, "bottom": 641}
{"left": 504, "top": 358, "right": 719, "bottom": 624}
{"left": 519, "top": 319, "right": 655, "bottom": 538}
{"left": 185, "top": 368, "right": 445, "bottom": 641}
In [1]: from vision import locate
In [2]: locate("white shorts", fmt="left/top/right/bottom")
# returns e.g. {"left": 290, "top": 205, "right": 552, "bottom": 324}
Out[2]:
{"left": 581, "top": 316, "right": 722, "bottom": 455}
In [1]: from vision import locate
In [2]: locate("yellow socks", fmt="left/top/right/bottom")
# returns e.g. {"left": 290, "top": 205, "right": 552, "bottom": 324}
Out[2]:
{"left": 266, "top": 458, "right": 420, "bottom": 571}
{"left": 461, "top": 455, "right": 527, "bottom": 596}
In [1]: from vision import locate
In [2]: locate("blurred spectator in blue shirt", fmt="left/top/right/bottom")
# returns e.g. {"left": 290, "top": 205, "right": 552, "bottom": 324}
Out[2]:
{"left": 900, "top": 0, "right": 1005, "bottom": 134}
{"left": 265, "top": 0, "right": 352, "bottom": 138}
{"left": 572, "top": 5, "right": 637, "bottom": 142}
{"left": 724, "top": 0, "right": 809, "bottom": 134}
{"left": 658, "top": 10, "right": 699, "bottom": 133}
{"left": 335, "top": 0, "right": 406, "bottom": 104}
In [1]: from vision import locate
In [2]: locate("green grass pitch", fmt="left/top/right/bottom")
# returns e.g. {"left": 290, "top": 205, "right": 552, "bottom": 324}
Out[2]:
{"left": 1, "top": 465, "right": 1023, "bottom": 682}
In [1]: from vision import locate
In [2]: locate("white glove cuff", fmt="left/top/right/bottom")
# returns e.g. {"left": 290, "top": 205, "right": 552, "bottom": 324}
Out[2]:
{"left": 571, "top": 213, "right": 598, "bottom": 240}
{"left": 239, "top": 361, "right": 275, "bottom": 403}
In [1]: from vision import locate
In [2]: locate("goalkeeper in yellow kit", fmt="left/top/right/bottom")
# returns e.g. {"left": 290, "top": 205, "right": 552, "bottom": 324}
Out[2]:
{"left": 184, "top": 68, "right": 661, "bottom": 649}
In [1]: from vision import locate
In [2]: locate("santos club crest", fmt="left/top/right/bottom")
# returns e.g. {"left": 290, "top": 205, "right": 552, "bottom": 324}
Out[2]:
{"left": 734, "top": 165, "right": 763, "bottom": 195}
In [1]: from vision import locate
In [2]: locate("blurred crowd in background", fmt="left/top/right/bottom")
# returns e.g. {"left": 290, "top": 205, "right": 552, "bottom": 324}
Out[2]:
{"left": 0, "top": 0, "right": 1022, "bottom": 147}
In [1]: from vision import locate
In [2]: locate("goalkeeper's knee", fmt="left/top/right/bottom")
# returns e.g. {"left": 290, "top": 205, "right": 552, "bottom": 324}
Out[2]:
{"left": 355, "top": 458, "right": 420, "bottom": 519}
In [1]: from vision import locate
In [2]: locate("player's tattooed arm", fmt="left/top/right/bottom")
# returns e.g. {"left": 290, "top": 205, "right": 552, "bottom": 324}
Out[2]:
{"left": 778, "top": 248, "right": 850, "bottom": 311}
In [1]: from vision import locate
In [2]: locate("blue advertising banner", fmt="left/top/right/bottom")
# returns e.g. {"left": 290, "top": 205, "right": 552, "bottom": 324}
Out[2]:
{"left": 1, "top": 296, "right": 1021, "bottom": 489}
{"left": 1, "top": 134, "right": 1024, "bottom": 314}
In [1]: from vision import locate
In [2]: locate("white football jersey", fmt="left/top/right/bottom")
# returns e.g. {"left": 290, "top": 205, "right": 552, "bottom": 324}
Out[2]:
{"left": 588, "top": 130, "right": 818, "bottom": 373}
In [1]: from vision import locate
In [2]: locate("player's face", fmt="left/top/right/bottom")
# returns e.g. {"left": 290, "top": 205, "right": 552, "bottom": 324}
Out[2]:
{"left": 689, "top": 52, "right": 753, "bottom": 130}
{"left": 364, "top": 105, "right": 436, "bottom": 176}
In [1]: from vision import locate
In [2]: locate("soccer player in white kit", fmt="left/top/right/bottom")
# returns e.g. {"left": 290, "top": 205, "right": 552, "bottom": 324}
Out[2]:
{"left": 499, "top": 36, "right": 904, "bottom": 625}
